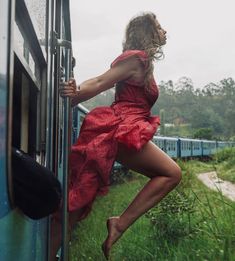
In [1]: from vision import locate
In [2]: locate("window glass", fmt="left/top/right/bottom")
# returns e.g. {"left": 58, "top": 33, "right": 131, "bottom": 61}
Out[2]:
{"left": 14, "top": 22, "right": 41, "bottom": 87}
{"left": 24, "top": 0, "right": 47, "bottom": 55}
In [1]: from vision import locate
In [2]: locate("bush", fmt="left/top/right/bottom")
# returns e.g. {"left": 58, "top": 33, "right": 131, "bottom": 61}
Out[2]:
{"left": 193, "top": 128, "right": 213, "bottom": 139}
{"left": 145, "top": 188, "right": 197, "bottom": 242}
{"left": 213, "top": 147, "right": 235, "bottom": 163}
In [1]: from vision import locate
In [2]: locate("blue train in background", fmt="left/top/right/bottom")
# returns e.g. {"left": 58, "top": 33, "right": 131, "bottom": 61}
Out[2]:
{"left": 153, "top": 136, "right": 235, "bottom": 158}
{"left": 72, "top": 104, "right": 90, "bottom": 143}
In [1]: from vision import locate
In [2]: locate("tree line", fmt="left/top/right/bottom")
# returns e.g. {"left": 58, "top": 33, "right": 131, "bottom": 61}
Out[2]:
{"left": 153, "top": 77, "right": 235, "bottom": 140}
{"left": 82, "top": 77, "right": 235, "bottom": 140}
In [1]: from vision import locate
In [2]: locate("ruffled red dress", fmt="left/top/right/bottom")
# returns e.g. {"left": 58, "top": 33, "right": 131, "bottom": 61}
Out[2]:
{"left": 68, "top": 50, "right": 160, "bottom": 219}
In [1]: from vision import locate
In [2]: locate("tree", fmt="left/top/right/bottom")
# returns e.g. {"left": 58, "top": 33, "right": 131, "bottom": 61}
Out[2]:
{"left": 193, "top": 128, "right": 213, "bottom": 140}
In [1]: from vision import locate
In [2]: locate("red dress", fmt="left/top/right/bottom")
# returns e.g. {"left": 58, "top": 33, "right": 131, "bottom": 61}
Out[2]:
{"left": 68, "top": 50, "right": 160, "bottom": 219}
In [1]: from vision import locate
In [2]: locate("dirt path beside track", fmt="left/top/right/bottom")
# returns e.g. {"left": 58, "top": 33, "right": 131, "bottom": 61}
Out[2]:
{"left": 197, "top": 171, "right": 235, "bottom": 201}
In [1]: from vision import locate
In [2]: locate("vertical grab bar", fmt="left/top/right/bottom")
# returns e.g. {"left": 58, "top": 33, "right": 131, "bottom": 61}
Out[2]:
{"left": 61, "top": 46, "right": 72, "bottom": 261}
{"left": 54, "top": 35, "right": 72, "bottom": 260}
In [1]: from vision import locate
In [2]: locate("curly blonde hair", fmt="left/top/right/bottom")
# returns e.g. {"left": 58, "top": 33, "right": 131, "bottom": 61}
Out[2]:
{"left": 122, "top": 12, "right": 164, "bottom": 88}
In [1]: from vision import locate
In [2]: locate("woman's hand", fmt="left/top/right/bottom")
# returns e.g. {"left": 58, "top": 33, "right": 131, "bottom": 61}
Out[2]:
{"left": 59, "top": 78, "right": 80, "bottom": 99}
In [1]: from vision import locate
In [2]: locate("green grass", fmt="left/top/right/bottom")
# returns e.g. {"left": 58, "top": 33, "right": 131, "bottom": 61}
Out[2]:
{"left": 69, "top": 158, "right": 235, "bottom": 261}
{"left": 213, "top": 147, "right": 235, "bottom": 183}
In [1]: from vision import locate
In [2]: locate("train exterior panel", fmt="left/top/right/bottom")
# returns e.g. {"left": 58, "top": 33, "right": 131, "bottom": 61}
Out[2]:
{"left": 153, "top": 136, "right": 165, "bottom": 151}
{"left": 202, "top": 140, "right": 217, "bottom": 156}
{"left": 165, "top": 138, "right": 178, "bottom": 158}
{"left": 153, "top": 136, "right": 178, "bottom": 158}
{"left": 191, "top": 139, "right": 203, "bottom": 156}
{"left": 0, "top": 0, "right": 73, "bottom": 260}
{"left": 179, "top": 138, "right": 193, "bottom": 157}
{"left": 72, "top": 104, "right": 89, "bottom": 143}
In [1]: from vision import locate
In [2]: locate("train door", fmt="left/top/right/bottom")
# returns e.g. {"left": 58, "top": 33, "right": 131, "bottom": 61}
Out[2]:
{"left": 48, "top": 1, "right": 73, "bottom": 260}
{"left": 0, "top": 0, "right": 50, "bottom": 260}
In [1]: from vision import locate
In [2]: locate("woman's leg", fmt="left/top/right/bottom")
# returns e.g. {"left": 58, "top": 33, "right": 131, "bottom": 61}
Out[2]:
{"left": 102, "top": 141, "right": 182, "bottom": 259}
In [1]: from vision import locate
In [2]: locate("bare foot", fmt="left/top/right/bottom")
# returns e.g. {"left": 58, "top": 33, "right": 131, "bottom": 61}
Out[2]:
{"left": 101, "top": 217, "right": 124, "bottom": 260}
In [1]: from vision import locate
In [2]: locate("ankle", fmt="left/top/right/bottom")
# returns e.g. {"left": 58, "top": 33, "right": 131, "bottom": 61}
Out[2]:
{"left": 109, "top": 216, "right": 125, "bottom": 233}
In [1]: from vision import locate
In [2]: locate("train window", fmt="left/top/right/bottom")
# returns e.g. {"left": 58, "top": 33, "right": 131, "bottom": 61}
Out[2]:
{"left": 193, "top": 142, "right": 199, "bottom": 150}
{"left": 14, "top": 21, "right": 41, "bottom": 87}
{"left": 12, "top": 58, "right": 38, "bottom": 156}
{"left": 157, "top": 140, "right": 164, "bottom": 151}
{"left": 166, "top": 141, "right": 175, "bottom": 151}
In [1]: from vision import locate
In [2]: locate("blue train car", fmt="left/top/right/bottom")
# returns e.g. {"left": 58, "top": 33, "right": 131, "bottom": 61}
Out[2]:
{"left": 191, "top": 139, "right": 203, "bottom": 157}
{"left": 165, "top": 137, "right": 179, "bottom": 158}
{"left": 153, "top": 136, "right": 179, "bottom": 158}
{"left": 0, "top": 0, "right": 73, "bottom": 260}
{"left": 152, "top": 136, "right": 234, "bottom": 159}
{"left": 179, "top": 138, "right": 193, "bottom": 157}
{"left": 153, "top": 136, "right": 165, "bottom": 151}
{"left": 202, "top": 140, "right": 217, "bottom": 156}
{"left": 217, "top": 141, "right": 235, "bottom": 149}
{"left": 178, "top": 138, "right": 203, "bottom": 157}
{"left": 72, "top": 104, "right": 89, "bottom": 143}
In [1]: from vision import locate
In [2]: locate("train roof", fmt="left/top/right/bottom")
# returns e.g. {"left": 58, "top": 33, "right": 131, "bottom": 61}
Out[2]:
{"left": 153, "top": 136, "right": 178, "bottom": 141}
{"left": 200, "top": 139, "right": 216, "bottom": 143}
{"left": 179, "top": 137, "right": 202, "bottom": 142}
{"left": 76, "top": 104, "right": 89, "bottom": 114}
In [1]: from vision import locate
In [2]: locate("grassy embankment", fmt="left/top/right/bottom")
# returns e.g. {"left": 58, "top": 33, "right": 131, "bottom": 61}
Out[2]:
{"left": 213, "top": 147, "right": 235, "bottom": 183}
{"left": 69, "top": 149, "right": 235, "bottom": 261}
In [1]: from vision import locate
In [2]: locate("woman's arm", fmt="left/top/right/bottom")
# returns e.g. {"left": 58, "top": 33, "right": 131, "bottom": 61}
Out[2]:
{"left": 59, "top": 55, "right": 142, "bottom": 107}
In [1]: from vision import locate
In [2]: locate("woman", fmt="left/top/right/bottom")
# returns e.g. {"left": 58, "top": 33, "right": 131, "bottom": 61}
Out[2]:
{"left": 59, "top": 12, "right": 182, "bottom": 259}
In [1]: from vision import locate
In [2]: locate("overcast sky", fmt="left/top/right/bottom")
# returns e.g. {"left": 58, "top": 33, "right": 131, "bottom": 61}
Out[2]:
{"left": 69, "top": 0, "right": 235, "bottom": 89}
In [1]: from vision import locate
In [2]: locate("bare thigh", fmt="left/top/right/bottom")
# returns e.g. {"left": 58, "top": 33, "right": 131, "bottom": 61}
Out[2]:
{"left": 116, "top": 141, "right": 181, "bottom": 179}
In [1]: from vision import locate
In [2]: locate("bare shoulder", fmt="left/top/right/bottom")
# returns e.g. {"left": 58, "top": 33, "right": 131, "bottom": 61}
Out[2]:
{"left": 114, "top": 55, "right": 145, "bottom": 83}
{"left": 112, "top": 54, "right": 144, "bottom": 71}
{"left": 96, "top": 55, "right": 142, "bottom": 86}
